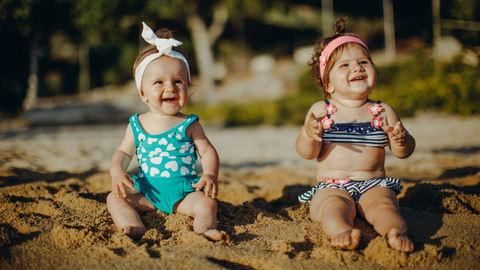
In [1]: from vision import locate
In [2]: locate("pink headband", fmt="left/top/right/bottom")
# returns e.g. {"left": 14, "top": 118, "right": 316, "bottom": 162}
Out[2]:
{"left": 319, "top": 36, "right": 369, "bottom": 82}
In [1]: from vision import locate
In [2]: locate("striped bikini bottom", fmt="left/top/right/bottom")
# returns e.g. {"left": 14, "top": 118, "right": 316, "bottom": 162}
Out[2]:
{"left": 298, "top": 178, "right": 403, "bottom": 204}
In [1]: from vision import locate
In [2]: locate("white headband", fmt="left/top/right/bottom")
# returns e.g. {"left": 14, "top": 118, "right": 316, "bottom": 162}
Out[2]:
{"left": 134, "top": 22, "right": 190, "bottom": 94}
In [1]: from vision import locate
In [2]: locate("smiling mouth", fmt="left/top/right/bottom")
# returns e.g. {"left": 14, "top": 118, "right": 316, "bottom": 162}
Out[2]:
{"left": 163, "top": 97, "right": 178, "bottom": 103}
{"left": 351, "top": 76, "right": 366, "bottom": 81}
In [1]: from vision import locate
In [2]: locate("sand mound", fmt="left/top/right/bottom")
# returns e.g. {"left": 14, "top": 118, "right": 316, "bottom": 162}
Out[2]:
{"left": 1, "top": 112, "right": 480, "bottom": 269}
{"left": 1, "top": 168, "right": 479, "bottom": 270}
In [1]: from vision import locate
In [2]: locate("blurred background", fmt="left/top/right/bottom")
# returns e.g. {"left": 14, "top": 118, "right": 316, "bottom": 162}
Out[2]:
{"left": 1, "top": 0, "right": 479, "bottom": 127}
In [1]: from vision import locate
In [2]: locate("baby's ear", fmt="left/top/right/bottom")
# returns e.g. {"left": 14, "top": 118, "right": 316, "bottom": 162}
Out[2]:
{"left": 140, "top": 89, "right": 148, "bottom": 103}
{"left": 326, "top": 83, "right": 335, "bottom": 94}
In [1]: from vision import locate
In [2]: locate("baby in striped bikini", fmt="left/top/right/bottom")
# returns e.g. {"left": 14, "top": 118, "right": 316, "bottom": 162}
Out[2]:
{"left": 296, "top": 18, "right": 415, "bottom": 252}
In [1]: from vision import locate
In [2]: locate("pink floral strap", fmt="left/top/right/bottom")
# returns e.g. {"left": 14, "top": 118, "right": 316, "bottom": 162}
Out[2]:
{"left": 322, "top": 100, "right": 337, "bottom": 129}
{"left": 368, "top": 101, "right": 383, "bottom": 129}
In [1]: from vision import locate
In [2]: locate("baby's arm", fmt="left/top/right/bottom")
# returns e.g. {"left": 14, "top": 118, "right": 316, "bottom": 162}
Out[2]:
{"left": 382, "top": 104, "right": 416, "bottom": 158}
{"left": 110, "top": 124, "right": 136, "bottom": 198}
{"left": 188, "top": 120, "right": 220, "bottom": 198}
{"left": 295, "top": 102, "right": 328, "bottom": 160}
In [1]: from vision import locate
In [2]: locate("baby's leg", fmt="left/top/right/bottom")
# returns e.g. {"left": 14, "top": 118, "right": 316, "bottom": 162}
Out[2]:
{"left": 357, "top": 186, "right": 414, "bottom": 252}
{"left": 310, "top": 188, "right": 360, "bottom": 250}
{"left": 175, "top": 191, "right": 228, "bottom": 241}
{"left": 106, "top": 190, "right": 156, "bottom": 239}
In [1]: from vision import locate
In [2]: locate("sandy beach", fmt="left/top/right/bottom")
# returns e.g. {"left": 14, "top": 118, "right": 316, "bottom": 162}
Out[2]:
{"left": 1, "top": 111, "right": 480, "bottom": 269}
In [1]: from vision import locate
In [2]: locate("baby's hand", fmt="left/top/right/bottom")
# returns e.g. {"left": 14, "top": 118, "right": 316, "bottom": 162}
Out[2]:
{"left": 305, "top": 110, "right": 328, "bottom": 142}
{"left": 111, "top": 170, "right": 135, "bottom": 198}
{"left": 387, "top": 121, "right": 408, "bottom": 146}
{"left": 192, "top": 174, "right": 218, "bottom": 198}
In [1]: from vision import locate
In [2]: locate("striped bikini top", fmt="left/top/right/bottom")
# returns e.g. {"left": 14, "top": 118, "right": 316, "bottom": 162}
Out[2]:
{"left": 321, "top": 100, "right": 388, "bottom": 148}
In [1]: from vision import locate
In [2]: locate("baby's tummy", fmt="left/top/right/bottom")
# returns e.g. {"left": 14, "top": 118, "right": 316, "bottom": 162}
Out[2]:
{"left": 316, "top": 143, "right": 386, "bottom": 181}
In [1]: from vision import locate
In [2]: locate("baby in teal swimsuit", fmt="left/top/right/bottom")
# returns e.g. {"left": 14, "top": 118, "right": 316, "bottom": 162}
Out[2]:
{"left": 107, "top": 22, "right": 227, "bottom": 241}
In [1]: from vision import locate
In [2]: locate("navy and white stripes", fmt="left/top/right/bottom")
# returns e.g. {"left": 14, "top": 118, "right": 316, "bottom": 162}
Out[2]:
{"left": 298, "top": 178, "right": 403, "bottom": 203}
{"left": 323, "top": 123, "right": 388, "bottom": 148}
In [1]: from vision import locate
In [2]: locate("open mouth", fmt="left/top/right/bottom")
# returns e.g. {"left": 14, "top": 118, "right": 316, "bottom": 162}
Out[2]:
{"left": 162, "top": 97, "right": 178, "bottom": 103}
{"left": 351, "top": 76, "right": 366, "bottom": 81}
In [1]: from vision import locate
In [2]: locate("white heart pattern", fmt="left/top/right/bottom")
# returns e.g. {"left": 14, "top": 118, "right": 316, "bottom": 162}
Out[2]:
{"left": 148, "top": 138, "right": 158, "bottom": 144}
{"left": 180, "top": 143, "right": 190, "bottom": 153}
{"left": 150, "top": 167, "right": 160, "bottom": 177}
{"left": 167, "top": 144, "right": 176, "bottom": 151}
{"left": 149, "top": 148, "right": 162, "bottom": 157}
{"left": 161, "top": 171, "right": 170, "bottom": 177}
{"left": 180, "top": 166, "right": 189, "bottom": 175}
{"left": 182, "top": 156, "right": 192, "bottom": 164}
{"left": 165, "top": 161, "right": 178, "bottom": 171}
{"left": 150, "top": 157, "right": 162, "bottom": 164}
{"left": 141, "top": 163, "right": 149, "bottom": 173}
{"left": 159, "top": 138, "right": 167, "bottom": 145}
{"left": 178, "top": 126, "right": 183, "bottom": 132}
{"left": 138, "top": 133, "right": 146, "bottom": 141}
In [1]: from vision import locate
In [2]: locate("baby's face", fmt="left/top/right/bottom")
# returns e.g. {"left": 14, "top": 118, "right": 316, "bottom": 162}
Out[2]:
{"left": 326, "top": 44, "right": 377, "bottom": 100}
{"left": 141, "top": 56, "right": 189, "bottom": 116}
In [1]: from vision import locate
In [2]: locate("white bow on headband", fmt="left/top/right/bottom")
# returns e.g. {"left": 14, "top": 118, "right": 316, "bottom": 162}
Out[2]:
{"left": 134, "top": 22, "right": 190, "bottom": 94}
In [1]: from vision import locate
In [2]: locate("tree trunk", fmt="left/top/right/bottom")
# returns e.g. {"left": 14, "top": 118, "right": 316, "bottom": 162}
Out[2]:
{"left": 78, "top": 43, "right": 90, "bottom": 94}
{"left": 383, "top": 0, "right": 396, "bottom": 61}
{"left": 185, "top": 1, "right": 228, "bottom": 105}
{"left": 322, "top": 0, "right": 333, "bottom": 37}
{"left": 23, "top": 34, "right": 39, "bottom": 111}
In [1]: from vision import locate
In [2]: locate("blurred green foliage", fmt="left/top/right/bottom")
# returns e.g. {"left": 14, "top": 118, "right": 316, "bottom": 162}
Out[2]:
{"left": 186, "top": 49, "right": 480, "bottom": 126}
{"left": 371, "top": 49, "right": 480, "bottom": 117}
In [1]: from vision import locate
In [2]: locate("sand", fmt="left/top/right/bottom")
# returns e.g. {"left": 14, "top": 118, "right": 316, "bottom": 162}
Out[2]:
{"left": 1, "top": 111, "right": 480, "bottom": 269}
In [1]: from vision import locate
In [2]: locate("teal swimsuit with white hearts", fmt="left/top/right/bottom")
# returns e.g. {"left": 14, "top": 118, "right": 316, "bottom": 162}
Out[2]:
{"left": 130, "top": 114, "right": 201, "bottom": 214}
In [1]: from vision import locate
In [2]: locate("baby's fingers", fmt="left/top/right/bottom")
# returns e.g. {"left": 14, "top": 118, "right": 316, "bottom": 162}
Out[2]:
{"left": 212, "top": 185, "right": 218, "bottom": 198}
{"left": 394, "top": 121, "right": 403, "bottom": 130}
{"left": 124, "top": 178, "right": 135, "bottom": 190}
{"left": 192, "top": 181, "right": 205, "bottom": 192}
{"left": 112, "top": 185, "right": 121, "bottom": 198}
{"left": 118, "top": 184, "right": 128, "bottom": 198}
{"left": 203, "top": 182, "right": 212, "bottom": 197}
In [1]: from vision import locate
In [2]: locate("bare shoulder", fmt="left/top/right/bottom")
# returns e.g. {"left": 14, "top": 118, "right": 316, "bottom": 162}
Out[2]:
{"left": 186, "top": 116, "right": 205, "bottom": 138}
{"left": 379, "top": 102, "right": 400, "bottom": 126}
{"left": 309, "top": 100, "right": 327, "bottom": 115}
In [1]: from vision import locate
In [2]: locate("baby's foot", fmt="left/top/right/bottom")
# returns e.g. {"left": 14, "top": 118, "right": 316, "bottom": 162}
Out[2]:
{"left": 330, "top": 229, "right": 361, "bottom": 250}
{"left": 386, "top": 228, "right": 414, "bottom": 252}
{"left": 120, "top": 226, "right": 146, "bottom": 240}
{"left": 202, "top": 229, "right": 230, "bottom": 242}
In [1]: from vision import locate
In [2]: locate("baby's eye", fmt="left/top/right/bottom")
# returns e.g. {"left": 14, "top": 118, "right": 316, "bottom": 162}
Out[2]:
{"left": 155, "top": 80, "right": 163, "bottom": 84}
{"left": 360, "top": 60, "right": 369, "bottom": 65}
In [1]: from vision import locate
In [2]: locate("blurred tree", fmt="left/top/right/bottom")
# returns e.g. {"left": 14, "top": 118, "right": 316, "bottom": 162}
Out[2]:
{"left": 0, "top": 0, "right": 73, "bottom": 112}
{"left": 142, "top": 0, "right": 268, "bottom": 104}
{"left": 70, "top": 0, "right": 143, "bottom": 93}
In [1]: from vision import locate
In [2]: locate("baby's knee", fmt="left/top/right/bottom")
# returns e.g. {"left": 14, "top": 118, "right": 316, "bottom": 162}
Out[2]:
{"left": 311, "top": 193, "right": 354, "bottom": 220}
{"left": 370, "top": 197, "right": 398, "bottom": 212}
{"left": 196, "top": 196, "right": 217, "bottom": 212}
{"left": 106, "top": 191, "right": 129, "bottom": 207}
{"left": 106, "top": 192, "right": 117, "bottom": 205}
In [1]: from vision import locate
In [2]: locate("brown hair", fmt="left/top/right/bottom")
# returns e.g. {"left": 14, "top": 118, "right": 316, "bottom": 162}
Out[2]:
{"left": 132, "top": 27, "right": 190, "bottom": 83}
{"left": 309, "top": 18, "right": 373, "bottom": 98}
